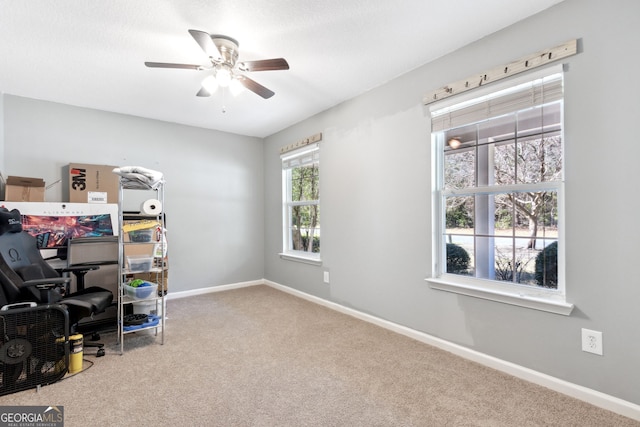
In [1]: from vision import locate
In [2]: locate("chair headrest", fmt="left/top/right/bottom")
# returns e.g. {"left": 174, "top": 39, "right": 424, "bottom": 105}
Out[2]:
{"left": 0, "top": 207, "right": 23, "bottom": 235}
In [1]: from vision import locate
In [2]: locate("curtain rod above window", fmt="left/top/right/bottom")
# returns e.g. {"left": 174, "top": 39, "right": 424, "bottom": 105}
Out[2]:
{"left": 423, "top": 39, "right": 577, "bottom": 106}
{"left": 280, "top": 132, "right": 323, "bottom": 154}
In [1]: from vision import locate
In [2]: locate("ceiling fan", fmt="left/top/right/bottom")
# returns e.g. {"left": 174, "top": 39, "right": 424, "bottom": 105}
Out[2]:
{"left": 145, "top": 29, "right": 289, "bottom": 99}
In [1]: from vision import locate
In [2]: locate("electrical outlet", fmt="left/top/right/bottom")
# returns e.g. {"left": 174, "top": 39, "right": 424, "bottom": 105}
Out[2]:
{"left": 323, "top": 271, "right": 330, "bottom": 284}
{"left": 581, "top": 328, "right": 603, "bottom": 355}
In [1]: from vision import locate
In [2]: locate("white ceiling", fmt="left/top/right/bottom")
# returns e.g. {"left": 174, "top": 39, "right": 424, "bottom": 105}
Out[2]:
{"left": 0, "top": 0, "right": 564, "bottom": 138}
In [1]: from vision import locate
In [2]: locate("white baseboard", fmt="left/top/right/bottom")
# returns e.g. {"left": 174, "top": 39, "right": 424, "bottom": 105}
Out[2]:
{"left": 169, "top": 279, "right": 640, "bottom": 422}
{"left": 166, "top": 279, "right": 264, "bottom": 300}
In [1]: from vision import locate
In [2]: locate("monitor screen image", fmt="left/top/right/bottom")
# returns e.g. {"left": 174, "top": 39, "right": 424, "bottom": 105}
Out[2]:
{"left": 0, "top": 202, "right": 119, "bottom": 250}
{"left": 21, "top": 214, "right": 115, "bottom": 249}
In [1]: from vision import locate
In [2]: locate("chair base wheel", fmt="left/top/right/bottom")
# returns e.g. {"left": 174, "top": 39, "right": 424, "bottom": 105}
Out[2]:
{"left": 96, "top": 348, "right": 105, "bottom": 357}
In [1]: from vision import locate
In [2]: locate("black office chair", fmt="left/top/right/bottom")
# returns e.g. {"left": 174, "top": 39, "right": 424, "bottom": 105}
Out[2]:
{"left": 0, "top": 207, "right": 113, "bottom": 357}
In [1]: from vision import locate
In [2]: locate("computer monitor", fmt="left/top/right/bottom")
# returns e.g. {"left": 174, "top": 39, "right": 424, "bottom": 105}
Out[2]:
{"left": 21, "top": 213, "right": 114, "bottom": 249}
{"left": 0, "top": 202, "right": 119, "bottom": 249}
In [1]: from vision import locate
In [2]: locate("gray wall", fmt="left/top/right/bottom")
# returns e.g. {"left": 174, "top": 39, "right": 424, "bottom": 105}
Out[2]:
{"left": 2, "top": 95, "right": 265, "bottom": 292}
{"left": 264, "top": 0, "right": 640, "bottom": 405}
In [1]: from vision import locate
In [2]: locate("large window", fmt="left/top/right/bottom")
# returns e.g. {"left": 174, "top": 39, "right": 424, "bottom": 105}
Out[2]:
{"left": 429, "top": 66, "right": 570, "bottom": 314}
{"left": 282, "top": 144, "right": 320, "bottom": 261}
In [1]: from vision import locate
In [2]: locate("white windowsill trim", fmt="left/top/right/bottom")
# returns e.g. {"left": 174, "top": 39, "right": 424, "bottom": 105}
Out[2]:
{"left": 279, "top": 252, "right": 322, "bottom": 266}
{"left": 426, "top": 277, "right": 574, "bottom": 316}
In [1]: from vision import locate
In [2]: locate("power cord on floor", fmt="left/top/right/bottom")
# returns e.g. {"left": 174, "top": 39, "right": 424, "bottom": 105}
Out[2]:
{"left": 56, "top": 358, "right": 95, "bottom": 383}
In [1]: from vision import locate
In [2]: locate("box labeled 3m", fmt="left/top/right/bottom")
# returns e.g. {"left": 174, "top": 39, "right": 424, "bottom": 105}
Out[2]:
{"left": 68, "top": 163, "right": 119, "bottom": 204}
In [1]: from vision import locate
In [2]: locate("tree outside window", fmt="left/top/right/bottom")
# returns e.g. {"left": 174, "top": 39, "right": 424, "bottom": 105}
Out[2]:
{"left": 282, "top": 146, "right": 320, "bottom": 258}
{"left": 290, "top": 163, "right": 320, "bottom": 252}
{"left": 433, "top": 71, "right": 564, "bottom": 291}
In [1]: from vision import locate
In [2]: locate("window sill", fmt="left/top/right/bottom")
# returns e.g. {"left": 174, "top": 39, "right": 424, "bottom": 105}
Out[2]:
{"left": 426, "top": 276, "right": 574, "bottom": 316}
{"left": 279, "top": 252, "right": 322, "bottom": 266}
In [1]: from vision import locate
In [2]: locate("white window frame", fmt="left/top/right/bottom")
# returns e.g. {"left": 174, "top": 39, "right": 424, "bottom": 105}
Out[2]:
{"left": 280, "top": 144, "right": 321, "bottom": 264}
{"left": 426, "top": 65, "right": 573, "bottom": 315}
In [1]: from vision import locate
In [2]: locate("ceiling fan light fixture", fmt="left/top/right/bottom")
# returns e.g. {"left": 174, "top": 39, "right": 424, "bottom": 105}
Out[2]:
{"left": 229, "top": 78, "right": 244, "bottom": 96}
{"left": 145, "top": 29, "right": 289, "bottom": 99}
{"left": 215, "top": 66, "right": 232, "bottom": 87}
{"left": 448, "top": 137, "right": 462, "bottom": 149}
{"left": 202, "top": 75, "right": 218, "bottom": 93}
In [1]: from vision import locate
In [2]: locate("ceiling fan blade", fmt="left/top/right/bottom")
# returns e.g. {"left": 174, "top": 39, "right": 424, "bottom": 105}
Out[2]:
{"left": 196, "top": 87, "right": 211, "bottom": 97}
{"left": 188, "top": 29, "right": 221, "bottom": 59}
{"left": 145, "top": 62, "right": 202, "bottom": 70}
{"left": 236, "top": 75, "right": 275, "bottom": 99}
{"left": 238, "top": 58, "right": 289, "bottom": 72}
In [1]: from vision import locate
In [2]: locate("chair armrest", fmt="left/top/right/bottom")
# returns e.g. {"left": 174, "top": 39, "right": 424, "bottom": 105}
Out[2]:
{"left": 1, "top": 302, "right": 37, "bottom": 311}
{"left": 21, "top": 277, "right": 70, "bottom": 289}
{"left": 19, "top": 278, "right": 69, "bottom": 303}
{"left": 60, "top": 265, "right": 100, "bottom": 274}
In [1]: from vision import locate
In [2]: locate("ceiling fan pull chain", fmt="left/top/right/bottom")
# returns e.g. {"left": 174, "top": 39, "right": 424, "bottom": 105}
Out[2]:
{"left": 221, "top": 87, "right": 228, "bottom": 113}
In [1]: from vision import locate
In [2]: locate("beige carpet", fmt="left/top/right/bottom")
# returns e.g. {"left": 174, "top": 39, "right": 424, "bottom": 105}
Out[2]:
{"left": 0, "top": 285, "right": 637, "bottom": 426}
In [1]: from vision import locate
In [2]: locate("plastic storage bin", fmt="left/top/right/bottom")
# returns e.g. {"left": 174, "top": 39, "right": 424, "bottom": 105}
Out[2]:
{"left": 124, "top": 282, "right": 158, "bottom": 300}
{"left": 128, "top": 228, "right": 154, "bottom": 242}
{"left": 126, "top": 255, "right": 153, "bottom": 272}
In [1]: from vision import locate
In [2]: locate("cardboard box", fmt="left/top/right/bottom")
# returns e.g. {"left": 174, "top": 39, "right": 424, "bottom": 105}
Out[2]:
{"left": 68, "top": 163, "right": 119, "bottom": 204}
{"left": 123, "top": 243, "right": 155, "bottom": 259}
{"left": 123, "top": 244, "right": 167, "bottom": 265}
{"left": 4, "top": 176, "right": 46, "bottom": 202}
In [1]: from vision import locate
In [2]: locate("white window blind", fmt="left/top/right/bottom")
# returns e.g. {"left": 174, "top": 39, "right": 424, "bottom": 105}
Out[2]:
{"left": 431, "top": 66, "right": 563, "bottom": 133}
{"left": 281, "top": 144, "right": 319, "bottom": 170}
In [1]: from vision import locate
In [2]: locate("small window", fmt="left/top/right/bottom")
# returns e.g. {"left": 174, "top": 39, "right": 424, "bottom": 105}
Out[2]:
{"left": 281, "top": 145, "right": 320, "bottom": 261}
{"left": 429, "top": 66, "right": 571, "bottom": 314}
